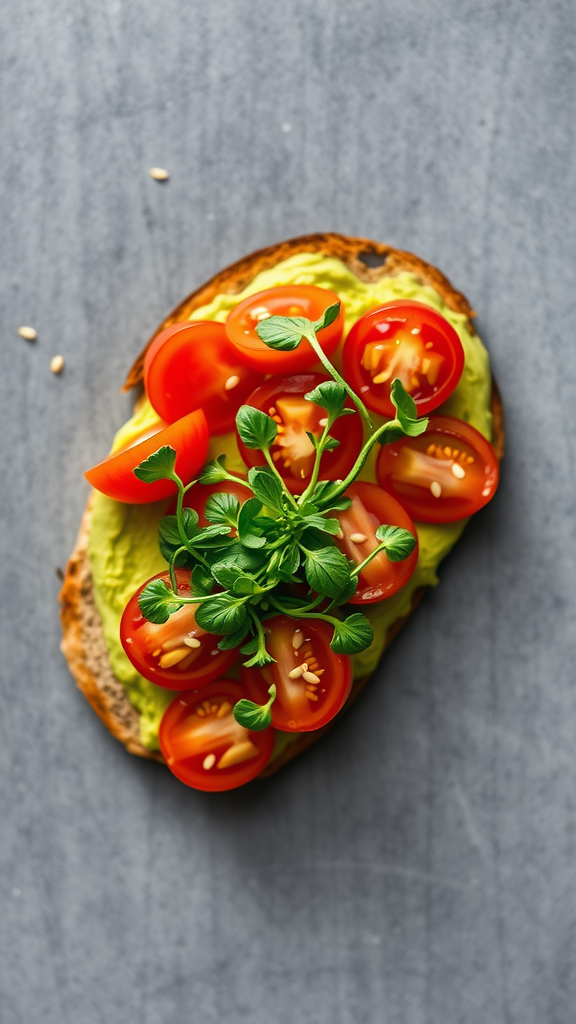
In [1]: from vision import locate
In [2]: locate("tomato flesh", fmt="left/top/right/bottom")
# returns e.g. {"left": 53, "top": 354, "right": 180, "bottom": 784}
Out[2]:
{"left": 120, "top": 570, "right": 238, "bottom": 689}
{"left": 242, "top": 616, "right": 352, "bottom": 732}
{"left": 236, "top": 374, "right": 364, "bottom": 493}
{"left": 343, "top": 300, "right": 464, "bottom": 418}
{"left": 144, "top": 321, "right": 264, "bottom": 434}
{"left": 85, "top": 409, "right": 209, "bottom": 504}
{"left": 225, "top": 285, "right": 344, "bottom": 373}
{"left": 375, "top": 415, "right": 500, "bottom": 523}
{"left": 159, "top": 681, "right": 274, "bottom": 791}
{"left": 335, "top": 482, "right": 418, "bottom": 603}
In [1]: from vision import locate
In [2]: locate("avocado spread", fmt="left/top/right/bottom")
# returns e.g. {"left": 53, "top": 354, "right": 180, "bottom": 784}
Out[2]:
{"left": 87, "top": 252, "right": 493, "bottom": 751}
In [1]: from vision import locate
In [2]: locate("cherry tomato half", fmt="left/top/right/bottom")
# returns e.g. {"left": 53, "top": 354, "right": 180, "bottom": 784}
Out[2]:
{"left": 375, "top": 416, "right": 500, "bottom": 523}
{"left": 225, "top": 285, "right": 345, "bottom": 373}
{"left": 236, "top": 374, "right": 364, "bottom": 494}
{"left": 342, "top": 300, "right": 464, "bottom": 418}
{"left": 159, "top": 681, "right": 274, "bottom": 791}
{"left": 144, "top": 321, "right": 265, "bottom": 434}
{"left": 180, "top": 478, "right": 251, "bottom": 526}
{"left": 120, "top": 570, "right": 238, "bottom": 689}
{"left": 85, "top": 409, "right": 209, "bottom": 504}
{"left": 335, "top": 482, "right": 418, "bottom": 604}
{"left": 242, "top": 616, "right": 352, "bottom": 732}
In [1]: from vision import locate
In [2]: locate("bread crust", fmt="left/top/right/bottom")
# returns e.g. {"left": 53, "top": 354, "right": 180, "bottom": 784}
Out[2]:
{"left": 60, "top": 233, "right": 504, "bottom": 773}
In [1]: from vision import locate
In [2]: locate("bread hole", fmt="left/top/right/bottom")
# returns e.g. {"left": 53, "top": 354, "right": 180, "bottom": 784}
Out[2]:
{"left": 358, "top": 250, "right": 387, "bottom": 268}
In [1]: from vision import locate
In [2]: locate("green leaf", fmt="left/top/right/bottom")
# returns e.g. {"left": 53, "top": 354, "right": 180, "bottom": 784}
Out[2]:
{"left": 278, "top": 541, "right": 300, "bottom": 579}
{"left": 191, "top": 565, "right": 214, "bottom": 596}
{"left": 133, "top": 445, "right": 177, "bottom": 484}
{"left": 332, "top": 574, "right": 359, "bottom": 605}
{"left": 247, "top": 467, "right": 285, "bottom": 511}
{"left": 217, "top": 622, "right": 251, "bottom": 650}
{"left": 194, "top": 595, "right": 249, "bottom": 635}
{"left": 237, "top": 497, "right": 266, "bottom": 548}
{"left": 240, "top": 634, "right": 275, "bottom": 668}
{"left": 374, "top": 525, "right": 417, "bottom": 562}
{"left": 198, "top": 455, "right": 229, "bottom": 484}
{"left": 312, "top": 481, "right": 353, "bottom": 512}
{"left": 204, "top": 491, "right": 241, "bottom": 527}
{"left": 390, "top": 379, "right": 429, "bottom": 437}
{"left": 324, "top": 436, "right": 340, "bottom": 451}
{"left": 137, "top": 579, "right": 182, "bottom": 624}
{"left": 191, "top": 523, "right": 233, "bottom": 544}
{"left": 313, "top": 301, "right": 341, "bottom": 331}
{"left": 255, "top": 315, "right": 312, "bottom": 351}
{"left": 211, "top": 543, "right": 267, "bottom": 576}
{"left": 236, "top": 406, "right": 277, "bottom": 449}
{"left": 303, "top": 513, "right": 342, "bottom": 535}
{"left": 330, "top": 613, "right": 373, "bottom": 654}
{"left": 233, "top": 684, "right": 277, "bottom": 730}
{"left": 303, "top": 544, "right": 352, "bottom": 599}
{"left": 304, "top": 379, "right": 347, "bottom": 419}
{"left": 212, "top": 562, "right": 266, "bottom": 596}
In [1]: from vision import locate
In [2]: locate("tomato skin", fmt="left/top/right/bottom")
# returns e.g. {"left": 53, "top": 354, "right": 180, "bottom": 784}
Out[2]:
{"left": 159, "top": 681, "right": 274, "bottom": 791}
{"left": 120, "top": 570, "right": 238, "bottom": 689}
{"left": 85, "top": 409, "right": 209, "bottom": 504}
{"left": 242, "top": 616, "right": 352, "bottom": 732}
{"left": 335, "top": 482, "right": 418, "bottom": 604}
{"left": 236, "top": 374, "right": 364, "bottom": 494}
{"left": 225, "top": 285, "right": 345, "bottom": 373}
{"left": 144, "top": 321, "right": 265, "bottom": 434}
{"left": 342, "top": 300, "right": 464, "bottom": 418}
{"left": 375, "top": 416, "right": 500, "bottom": 523}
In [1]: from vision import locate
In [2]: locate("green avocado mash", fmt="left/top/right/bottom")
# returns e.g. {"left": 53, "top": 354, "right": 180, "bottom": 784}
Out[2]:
{"left": 87, "top": 252, "right": 493, "bottom": 751}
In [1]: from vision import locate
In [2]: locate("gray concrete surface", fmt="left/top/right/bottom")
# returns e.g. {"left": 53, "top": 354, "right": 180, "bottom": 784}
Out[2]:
{"left": 1, "top": 1, "right": 576, "bottom": 1021}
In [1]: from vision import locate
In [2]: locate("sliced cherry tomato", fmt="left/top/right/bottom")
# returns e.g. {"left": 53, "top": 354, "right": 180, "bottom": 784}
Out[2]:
{"left": 179, "top": 478, "right": 251, "bottom": 526}
{"left": 375, "top": 416, "right": 499, "bottom": 523}
{"left": 85, "top": 409, "right": 209, "bottom": 504}
{"left": 144, "top": 321, "right": 265, "bottom": 434}
{"left": 242, "top": 616, "right": 352, "bottom": 732}
{"left": 334, "top": 482, "right": 418, "bottom": 604}
{"left": 343, "top": 300, "right": 464, "bottom": 418}
{"left": 159, "top": 681, "right": 274, "bottom": 791}
{"left": 120, "top": 570, "right": 238, "bottom": 689}
{"left": 236, "top": 374, "right": 364, "bottom": 493}
{"left": 225, "top": 285, "right": 344, "bottom": 373}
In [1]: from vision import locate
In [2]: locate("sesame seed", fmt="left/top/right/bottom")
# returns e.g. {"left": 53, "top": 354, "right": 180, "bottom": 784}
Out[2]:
{"left": 303, "top": 670, "right": 321, "bottom": 684}
{"left": 318, "top": 417, "right": 328, "bottom": 427}
{"left": 430, "top": 481, "right": 442, "bottom": 498}
{"left": 50, "top": 354, "right": 64, "bottom": 374}
{"left": 18, "top": 326, "right": 37, "bottom": 341}
{"left": 225, "top": 374, "right": 240, "bottom": 391}
{"left": 183, "top": 637, "right": 201, "bottom": 648}
{"left": 451, "top": 462, "right": 466, "bottom": 479}
{"left": 203, "top": 754, "right": 216, "bottom": 770}
{"left": 289, "top": 666, "right": 304, "bottom": 679}
{"left": 149, "top": 167, "right": 169, "bottom": 181}
{"left": 292, "top": 630, "right": 304, "bottom": 650}
{"left": 350, "top": 533, "right": 367, "bottom": 544}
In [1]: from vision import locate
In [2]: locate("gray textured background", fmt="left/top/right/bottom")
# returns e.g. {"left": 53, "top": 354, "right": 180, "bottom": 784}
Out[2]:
{"left": 1, "top": 1, "right": 576, "bottom": 1021}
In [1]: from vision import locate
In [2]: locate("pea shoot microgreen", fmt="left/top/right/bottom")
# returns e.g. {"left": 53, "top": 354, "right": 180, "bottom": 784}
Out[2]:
{"left": 133, "top": 302, "right": 426, "bottom": 692}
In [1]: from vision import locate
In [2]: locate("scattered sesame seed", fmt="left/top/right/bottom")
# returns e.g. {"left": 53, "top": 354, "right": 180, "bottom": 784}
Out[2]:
{"left": 350, "top": 533, "right": 367, "bottom": 544}
{"left": 225, "top": 374, "right": 240, "bottom": 391}
{"left": 50, "top": 354, "right": 64, "bottom": 374}
{"left": 318, "top": 417, "right": 328, "bottom": 427}
{"left": 430, "top": 481, "right": 442, "bottom": 498}
{"left": 18, "top": 326, "right": 37, "bottom": 341}
{"left": 451, "top": 462, "right": 466, "bottom": 479}
{"left": 203, "top": 754, "right": 216, "bottom": 770}
{"left": 149, "top": 167, "right": 169, "bottom": 181}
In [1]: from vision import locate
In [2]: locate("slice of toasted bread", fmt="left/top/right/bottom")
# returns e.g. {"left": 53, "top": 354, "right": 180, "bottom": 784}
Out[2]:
{"left": 60, "top": 233, "right": 505, "bottom": 773}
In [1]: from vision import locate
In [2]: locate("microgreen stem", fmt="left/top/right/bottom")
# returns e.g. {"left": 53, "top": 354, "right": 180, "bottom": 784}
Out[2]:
{"left": 350, "top": 541, "right": 389, "bottom": 578}
{"left": 298, "top": 419, "right": 332, "bottom": 505}
{"left": 306, "top": 332, "right": 373, "bottom": 431}
{"left": 318, "top": 420, "right": 401, "bottom": 504}
{"left": 262, "top": 446, "right": 299, "bottom": 509}
{"left": 269, "top": 597, "right": 341, "bottom": 629}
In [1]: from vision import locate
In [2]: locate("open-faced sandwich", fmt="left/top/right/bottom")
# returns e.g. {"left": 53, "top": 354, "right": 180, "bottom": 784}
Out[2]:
{"left": 60, "top": 233, "right": 503, "bottom": 791}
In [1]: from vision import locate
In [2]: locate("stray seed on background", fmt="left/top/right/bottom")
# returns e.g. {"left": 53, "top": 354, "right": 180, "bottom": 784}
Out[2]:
{"left": 18, "top": 326, "right": 37, "bottom": 341}
{"left": 50, "top": 355, "right": 64, "bottom": 374}
{"left": 149, "top": 167, "right": 169, "bottom": 181}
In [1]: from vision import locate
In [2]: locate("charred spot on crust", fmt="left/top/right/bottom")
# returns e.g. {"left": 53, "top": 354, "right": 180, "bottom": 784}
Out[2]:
{"left": 358, "top": 250, "right": 388, "bottom": 268}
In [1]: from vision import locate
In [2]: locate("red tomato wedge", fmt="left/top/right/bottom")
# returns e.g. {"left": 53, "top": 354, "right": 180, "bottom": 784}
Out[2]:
{"left": 225, "top": 285, "right": 344, "bottom": 373}
{"left": 120, "top": 570, "right": 238, "bottom": 689}
{"left": 85, "top": 409, "right": 209, "bottom": 504}
{"left": 375, "top": 416, "right": 499, "bottom": 523}
{"left": 242, "top": 616, "right": 352, "bottom": 732}
{"left": 159, "top": 681, "right": 274, "bottom": 791}
{"left": 335, "top": 482, "right": 418, "bottom": 604}
{"left": 343, "top": 300, "right": 464, "bottom": 418}
{"left": 144, "top": 321, "right": 264, "bottom": 434}
{"left": 236, "top": 374, "right": 364, "bottom": 493}
{"left": 180, "top": 478, "right": 251, "bottom": 526}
